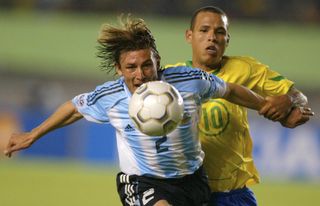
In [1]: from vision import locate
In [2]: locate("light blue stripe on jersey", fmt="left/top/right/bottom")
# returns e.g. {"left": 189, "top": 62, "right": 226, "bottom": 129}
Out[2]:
{"left": 162, "top": 66, "right": 226, "bottom": 100}
{"left": 87, "top": 82, "right": 124, "bottom": 106}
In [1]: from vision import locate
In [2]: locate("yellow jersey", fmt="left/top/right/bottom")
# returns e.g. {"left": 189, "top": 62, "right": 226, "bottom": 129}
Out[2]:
{"left": 166, "top": 56, "right": 294, "bottom": 192}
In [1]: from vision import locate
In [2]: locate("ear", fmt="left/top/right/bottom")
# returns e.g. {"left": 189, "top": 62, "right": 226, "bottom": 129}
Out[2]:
{"left": 116, "top": 64, "right": 122, "bottom": 76}
{"left": 226, "top": 33, "right": 231, "bottom": 46}
{"left": 185, "top": 29, "right": 192, "bottom": 44}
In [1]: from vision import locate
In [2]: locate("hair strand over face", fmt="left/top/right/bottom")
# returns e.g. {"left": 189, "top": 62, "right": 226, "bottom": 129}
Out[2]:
{"left": 96, "top": 15, "right": 160, "bottom": 75}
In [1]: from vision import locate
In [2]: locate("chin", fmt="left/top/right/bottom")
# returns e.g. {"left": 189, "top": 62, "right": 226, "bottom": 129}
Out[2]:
{"left": 203, "top": 59, "right": 216, "bottom": 66}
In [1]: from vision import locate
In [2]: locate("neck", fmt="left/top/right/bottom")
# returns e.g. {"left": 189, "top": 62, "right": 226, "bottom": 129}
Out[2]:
{"left": 192, "top": 62, "right": 221, "bottom": 73}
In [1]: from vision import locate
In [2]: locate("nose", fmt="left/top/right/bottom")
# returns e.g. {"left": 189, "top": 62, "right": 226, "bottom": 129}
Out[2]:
{"left": 207, "top": 30, "right": 216, "bottom": 42}
{"left": 135, "top": 67, "right": 145, "bottom": 80}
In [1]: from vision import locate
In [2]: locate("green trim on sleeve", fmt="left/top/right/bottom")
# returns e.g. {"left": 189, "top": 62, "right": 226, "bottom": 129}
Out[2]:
{"left": 269, "top": 75, "right": 286, "bottom": 81}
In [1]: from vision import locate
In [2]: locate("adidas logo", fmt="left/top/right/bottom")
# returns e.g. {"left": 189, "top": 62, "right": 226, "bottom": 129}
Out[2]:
{"left": 124, "top": 124, "right": 135, "bottom": 132}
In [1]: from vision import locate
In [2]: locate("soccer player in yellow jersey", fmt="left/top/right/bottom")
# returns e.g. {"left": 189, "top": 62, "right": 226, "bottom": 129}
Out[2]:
{"left": 167, "top": 6, "right": 314, "bottom": 206}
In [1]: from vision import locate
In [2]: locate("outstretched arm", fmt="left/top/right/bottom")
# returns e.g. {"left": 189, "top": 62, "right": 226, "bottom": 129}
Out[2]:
{"left": 222, "top": 83, "right": 266, "bottom": 110}
{"left": 222, "top": 82, "right": 297, "bottom": 120}
{"left": 223, "top": 84, "right": 314, "bottom": 128}
{"left": 4, "top": 101, "right": 83, "bottom": 157}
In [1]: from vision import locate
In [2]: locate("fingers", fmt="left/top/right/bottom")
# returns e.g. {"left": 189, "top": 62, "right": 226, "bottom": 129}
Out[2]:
{"left": 4, "top": 149, "right": 16, "bottom": 158}
{"left": 3, "top": 132, "right": 31, "bottom": 158}
{"left": 4, "top": 140, "right": 30, "bottom": 158}
{"left": 280, "top": 106, "right": 313, "bottom": 128}
{"left": 258, "top": 104, "right": 270, "bottom": 115}
{"left": 4, "top": 149, "right": 12, "bottom": 158}
{"left": 301, "top": 107, "right": 314, "bottom": 116}
{"left": 4, "top": 141, "right": 15, "bottom": 157}
{"left": 298, "top": 114, "right": 310, "bottom": 124}
{"left": 303, "top": 107, "right": 311, "bottom": 111}
{"left": 260, "top": 106, "right": 286, "bottom": 121}
{"left": 265, "top": 113, "right": 286, "bottom": 121}
{"left": 4, "top": 146, "right": 16, "bottom": 158}
{"left": 4, "top": 150, "right": 12, "bottom": 158}
{"left": 265, "top": 111, "right": 280, "bottom": 121}
{"left": 260, "top": 95, "right": 293, "bottom": 120}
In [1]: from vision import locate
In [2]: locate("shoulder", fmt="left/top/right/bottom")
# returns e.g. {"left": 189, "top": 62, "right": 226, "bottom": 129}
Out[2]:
{"left": 163, "top": 65, "right": 195, "bottom": 72}
{"left": 161, "top": 65, "right": 209, "bottom": 82}
{"left": 223, "top": 56, "right": 270, "bottom": 78}
{"left": 161, "top": 65, "right": 223, "bottom": 93}
{"left": 91, "top": 78, "right": 125, "bottom": 97}
{"left": 224, "top": 56, "right": 262, "bottom": 67}
{"left": 86, "top": 78, "right": 126, "bottom": 106}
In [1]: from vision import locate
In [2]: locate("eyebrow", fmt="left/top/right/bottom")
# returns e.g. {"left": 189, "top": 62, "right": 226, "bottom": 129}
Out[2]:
{"left": 143, "top": 59, "right": 153, "bottom": 64}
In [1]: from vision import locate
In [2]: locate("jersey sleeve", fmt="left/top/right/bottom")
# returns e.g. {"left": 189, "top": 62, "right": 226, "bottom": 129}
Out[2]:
{"left": 72, "top": 88, "right": 110, "bottom": 124}
{"left": 162, "top": 66, "right": 227, "bottom": 101}
{"left": 243, "top": 57, "right": 294, "bottom": 96}
{"left": 205, "top": 73, "right": 227, "bottom": 99}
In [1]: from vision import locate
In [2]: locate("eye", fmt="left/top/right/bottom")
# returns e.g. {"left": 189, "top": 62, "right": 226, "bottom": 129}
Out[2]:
{"left": 126, "top": 65, "right": 136, "bottom": 70}
{"left": 142, "top": 64, "right": 153, "bottom": 71}
{"left": 199, "top": 28, "right": 208, "bottom": 33}
{"left": 216, "top": 28, "right": 227, "bottom": 35}
{"left": 142, "top": 61, "right": 154, "bottom": 69}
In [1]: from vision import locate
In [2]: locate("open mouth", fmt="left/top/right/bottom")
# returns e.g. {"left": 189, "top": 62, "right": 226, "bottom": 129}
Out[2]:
{"left": 206, "top": 46, "right": 217, "bottom": 55}
{"left": 134, "top": 83, "right": 143, "bottom": 88}
{"left": 134, "top": 81, "right": 146, "bottom": 88}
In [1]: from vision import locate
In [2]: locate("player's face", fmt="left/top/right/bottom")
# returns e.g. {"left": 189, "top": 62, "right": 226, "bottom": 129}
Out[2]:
{"left": 116, "top": 48, "right": 158, "bottom": 93}
{"left": 186, "top": 11, "right": 230, "bottom": 71}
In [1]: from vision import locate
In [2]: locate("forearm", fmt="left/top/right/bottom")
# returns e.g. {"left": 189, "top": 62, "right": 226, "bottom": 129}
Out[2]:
{"left": 29, "top": 101, "right": 83, "bottom": 141}
{"left": 4, "top": 101, "right": 83, "bottom": 157}
{"left": 223, "top": 83, "right": 265, "bottom": 110}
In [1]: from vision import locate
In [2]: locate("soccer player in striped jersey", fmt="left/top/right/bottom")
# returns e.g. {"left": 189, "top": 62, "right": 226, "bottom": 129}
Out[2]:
{"left": 168, "top": 6, "right": 314, "bottom": 206}
{"left": 4, "top": 16, "right": 291, "bottom": 206}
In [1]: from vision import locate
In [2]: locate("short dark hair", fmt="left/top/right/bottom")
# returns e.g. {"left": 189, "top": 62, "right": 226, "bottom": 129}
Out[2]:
{"left": 189, "top": 6, "right": 227, "bottom": 30}
{"left": 97, "top": 15, "right": 160, "bottom": 74}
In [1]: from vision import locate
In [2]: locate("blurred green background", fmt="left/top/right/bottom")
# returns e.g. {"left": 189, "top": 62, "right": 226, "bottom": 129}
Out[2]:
{"left": 1, "top": 10, "right": 320, "bottom": 89}
{"left": 1, "top": 1, "right": 320, "bottom": 206}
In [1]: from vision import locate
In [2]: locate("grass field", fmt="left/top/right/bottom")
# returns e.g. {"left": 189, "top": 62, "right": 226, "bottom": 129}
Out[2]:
{"left": 1, "top": 10, "right": 320, "bottom": 89}
{"left": 1, "top": 159, "right": 319, "bottom": 206}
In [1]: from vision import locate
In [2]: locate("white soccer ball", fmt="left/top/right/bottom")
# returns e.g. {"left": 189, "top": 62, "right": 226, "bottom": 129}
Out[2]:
{"left": 129, "top": 81, "right": 184, "bottom": 136}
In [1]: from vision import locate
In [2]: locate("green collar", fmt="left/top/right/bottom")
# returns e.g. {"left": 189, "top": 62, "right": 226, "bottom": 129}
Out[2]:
{"left": 186, "top": 60, "right": 221, "bottom": 75}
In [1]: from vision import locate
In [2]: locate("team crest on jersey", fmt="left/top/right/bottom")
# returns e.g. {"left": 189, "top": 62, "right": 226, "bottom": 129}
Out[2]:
{"left": 199, "top": 100, "right": 230, "bottom": 136}
{"left": 78, "top": 94, "right": 85, "bottom": 107}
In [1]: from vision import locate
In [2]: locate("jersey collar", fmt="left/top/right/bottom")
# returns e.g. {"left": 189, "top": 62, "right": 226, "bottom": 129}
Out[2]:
{"left": 186, "top": 60, "right": 221, "bottom": 75}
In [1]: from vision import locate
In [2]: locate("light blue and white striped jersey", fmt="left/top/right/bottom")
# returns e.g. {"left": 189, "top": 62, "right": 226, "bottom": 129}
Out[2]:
{"left": 72, "top": 66, "right": 226, "bottom": 178}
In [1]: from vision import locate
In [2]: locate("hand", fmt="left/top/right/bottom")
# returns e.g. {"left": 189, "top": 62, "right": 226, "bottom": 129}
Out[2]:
{"left": 280, "top": 106, "right": 314, "bottom": 128}
{"left": 4, "top": 132, "right": 36, "bottom": 158}
{"left": 259, "top": 95, "right": 292, "bottom": 121}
